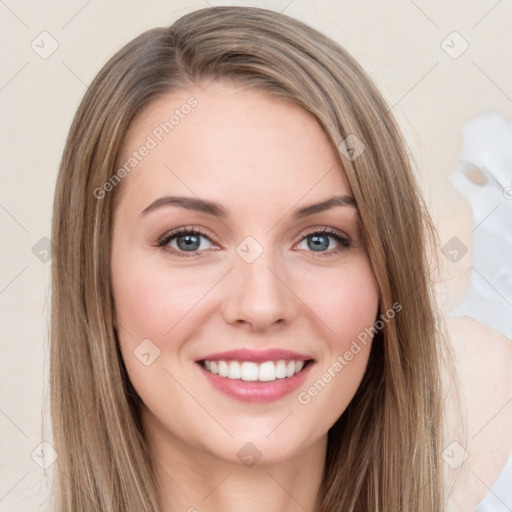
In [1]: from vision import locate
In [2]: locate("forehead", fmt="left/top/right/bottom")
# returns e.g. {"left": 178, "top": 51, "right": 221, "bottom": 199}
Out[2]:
{"left": 115, "top": 83, "right": 351, "bottom": 211}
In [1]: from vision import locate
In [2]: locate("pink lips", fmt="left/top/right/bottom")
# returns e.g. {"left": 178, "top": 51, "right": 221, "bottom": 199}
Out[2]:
{"left": 196, "top": 348, "right": 311, "bottom": 363}
{"left": 196, "top": 348, "right": 314, "bottom": 403}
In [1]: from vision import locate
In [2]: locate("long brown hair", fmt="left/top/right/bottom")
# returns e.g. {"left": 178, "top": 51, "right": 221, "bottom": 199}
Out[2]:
{"left": 50, "top": 6, "right": 449, "bottom": 510}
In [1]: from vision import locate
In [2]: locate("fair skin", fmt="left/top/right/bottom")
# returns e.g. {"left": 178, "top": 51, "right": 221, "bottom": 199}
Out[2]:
{"left": 111, "top": 82, "right": 379, "bottom": 512}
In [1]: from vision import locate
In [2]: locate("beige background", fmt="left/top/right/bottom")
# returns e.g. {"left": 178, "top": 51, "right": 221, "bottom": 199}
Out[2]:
{"left": 1, "top": 0, "right": 511, "bottom": 510}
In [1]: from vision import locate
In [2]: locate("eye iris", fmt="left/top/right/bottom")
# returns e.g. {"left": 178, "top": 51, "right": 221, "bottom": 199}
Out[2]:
{"left": 308, "top": 234, "right": 329, "bottom": 251}
{"left": 177, "top": 233, "right": 200, "bottom": 251}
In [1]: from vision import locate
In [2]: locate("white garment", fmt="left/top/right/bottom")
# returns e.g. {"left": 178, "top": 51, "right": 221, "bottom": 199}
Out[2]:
{"left": 447, "top": 111, "right": 512, "bottom": 511}
{"left": 448, "top": 111, "right": 512, "bottom": 339}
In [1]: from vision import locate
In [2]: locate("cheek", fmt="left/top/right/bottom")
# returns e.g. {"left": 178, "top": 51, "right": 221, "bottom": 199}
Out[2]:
{"left": 293, "top": 255, "right": 379, "bottom": 417}
{"left": 294, "top": 254, "right": 379, "bottom": 346}
{"left": 112, "top": 256, "right": 215, "bottom": 342}
{"left": 111, "top": 256, "right": 215, "bottom": 412}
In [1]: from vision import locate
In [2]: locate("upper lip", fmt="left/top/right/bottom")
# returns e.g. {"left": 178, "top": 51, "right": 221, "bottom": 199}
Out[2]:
{"left": 196, "top": 348, "right": 313, "bottom": 363}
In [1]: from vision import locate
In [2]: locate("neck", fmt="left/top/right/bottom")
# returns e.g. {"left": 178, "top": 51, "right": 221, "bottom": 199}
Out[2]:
{"left": 144, "top": 411, "right": 327, "bottom": 512}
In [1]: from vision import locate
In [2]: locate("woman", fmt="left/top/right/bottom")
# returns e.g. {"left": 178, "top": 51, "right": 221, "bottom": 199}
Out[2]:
{"left": 50, "top": 6, "right": 451, "bottom": 511}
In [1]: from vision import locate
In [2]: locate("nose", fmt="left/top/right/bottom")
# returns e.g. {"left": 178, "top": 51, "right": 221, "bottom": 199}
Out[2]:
{"left": 221, "top": 247, "right": 298, "bottom": 333}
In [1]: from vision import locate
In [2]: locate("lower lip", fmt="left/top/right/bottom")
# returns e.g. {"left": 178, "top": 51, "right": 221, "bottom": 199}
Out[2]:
{"left": 198, "top": 362, "right": 313, "bottom": 403}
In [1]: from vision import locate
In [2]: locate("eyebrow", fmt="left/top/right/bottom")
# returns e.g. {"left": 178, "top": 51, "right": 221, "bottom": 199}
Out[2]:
{"left": 138, "top": 194, "right": 356, "bottom": 220}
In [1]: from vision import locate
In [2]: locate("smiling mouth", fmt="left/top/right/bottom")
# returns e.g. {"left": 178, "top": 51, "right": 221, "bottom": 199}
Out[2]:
{"left": 199, "top": 359, "right": 314, "bottom": 382}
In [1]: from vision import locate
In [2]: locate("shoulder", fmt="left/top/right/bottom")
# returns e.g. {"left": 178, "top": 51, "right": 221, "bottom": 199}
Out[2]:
{"left": 443, "top": 316, "right": 512, "bottom": 511}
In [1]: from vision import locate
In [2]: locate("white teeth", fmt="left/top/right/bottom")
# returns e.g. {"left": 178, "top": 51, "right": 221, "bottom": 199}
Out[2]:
{"left": 218, "top": 360, "right": 229, "bottom": 377}
{"left": 202, "top": 359, "right": 307, "bottom": 382}
{"left": 227, "top": 361, "right": 241, "bottom": 379}
{"left": 258, "top": 361, "right": 276, "bottom": 382}
{"left": 275, "top": 360, "right": 287, "bottom": 379}
{"left": 240, "top": 362, "right": 259, "bottom": 381}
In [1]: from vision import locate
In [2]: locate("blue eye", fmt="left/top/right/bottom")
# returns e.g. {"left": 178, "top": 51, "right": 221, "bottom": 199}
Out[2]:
{"left": 297, "top": 229, "right": 351, "bottom": 255}
{"left": 158, "top": 229, "right": 214, "bottom": 255}
{"left": 157, "top": 226, "right": 351, "bottom": 257}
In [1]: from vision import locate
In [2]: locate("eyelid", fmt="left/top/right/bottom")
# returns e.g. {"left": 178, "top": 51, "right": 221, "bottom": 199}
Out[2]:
{"left": 298, "top": 225, "right": 349, "bottom": 239}
{"left": 156, "top": 225, "right": 222, "bottom": 250}
{"left": 156, "top": 225, "right": 352, "bottom": 257}
{"left": 295, "top": 226, "right": 352, "bottom": 255}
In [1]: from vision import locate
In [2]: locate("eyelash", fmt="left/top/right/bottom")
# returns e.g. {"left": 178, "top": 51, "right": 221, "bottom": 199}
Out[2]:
{"left": 156, "top": 225, "right": 352, "bottom": 258}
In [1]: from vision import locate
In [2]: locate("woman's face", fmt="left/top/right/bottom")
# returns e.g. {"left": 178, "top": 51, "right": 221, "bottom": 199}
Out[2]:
{"left": 111, "top": 82, "right": 379, "bottom": 466}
